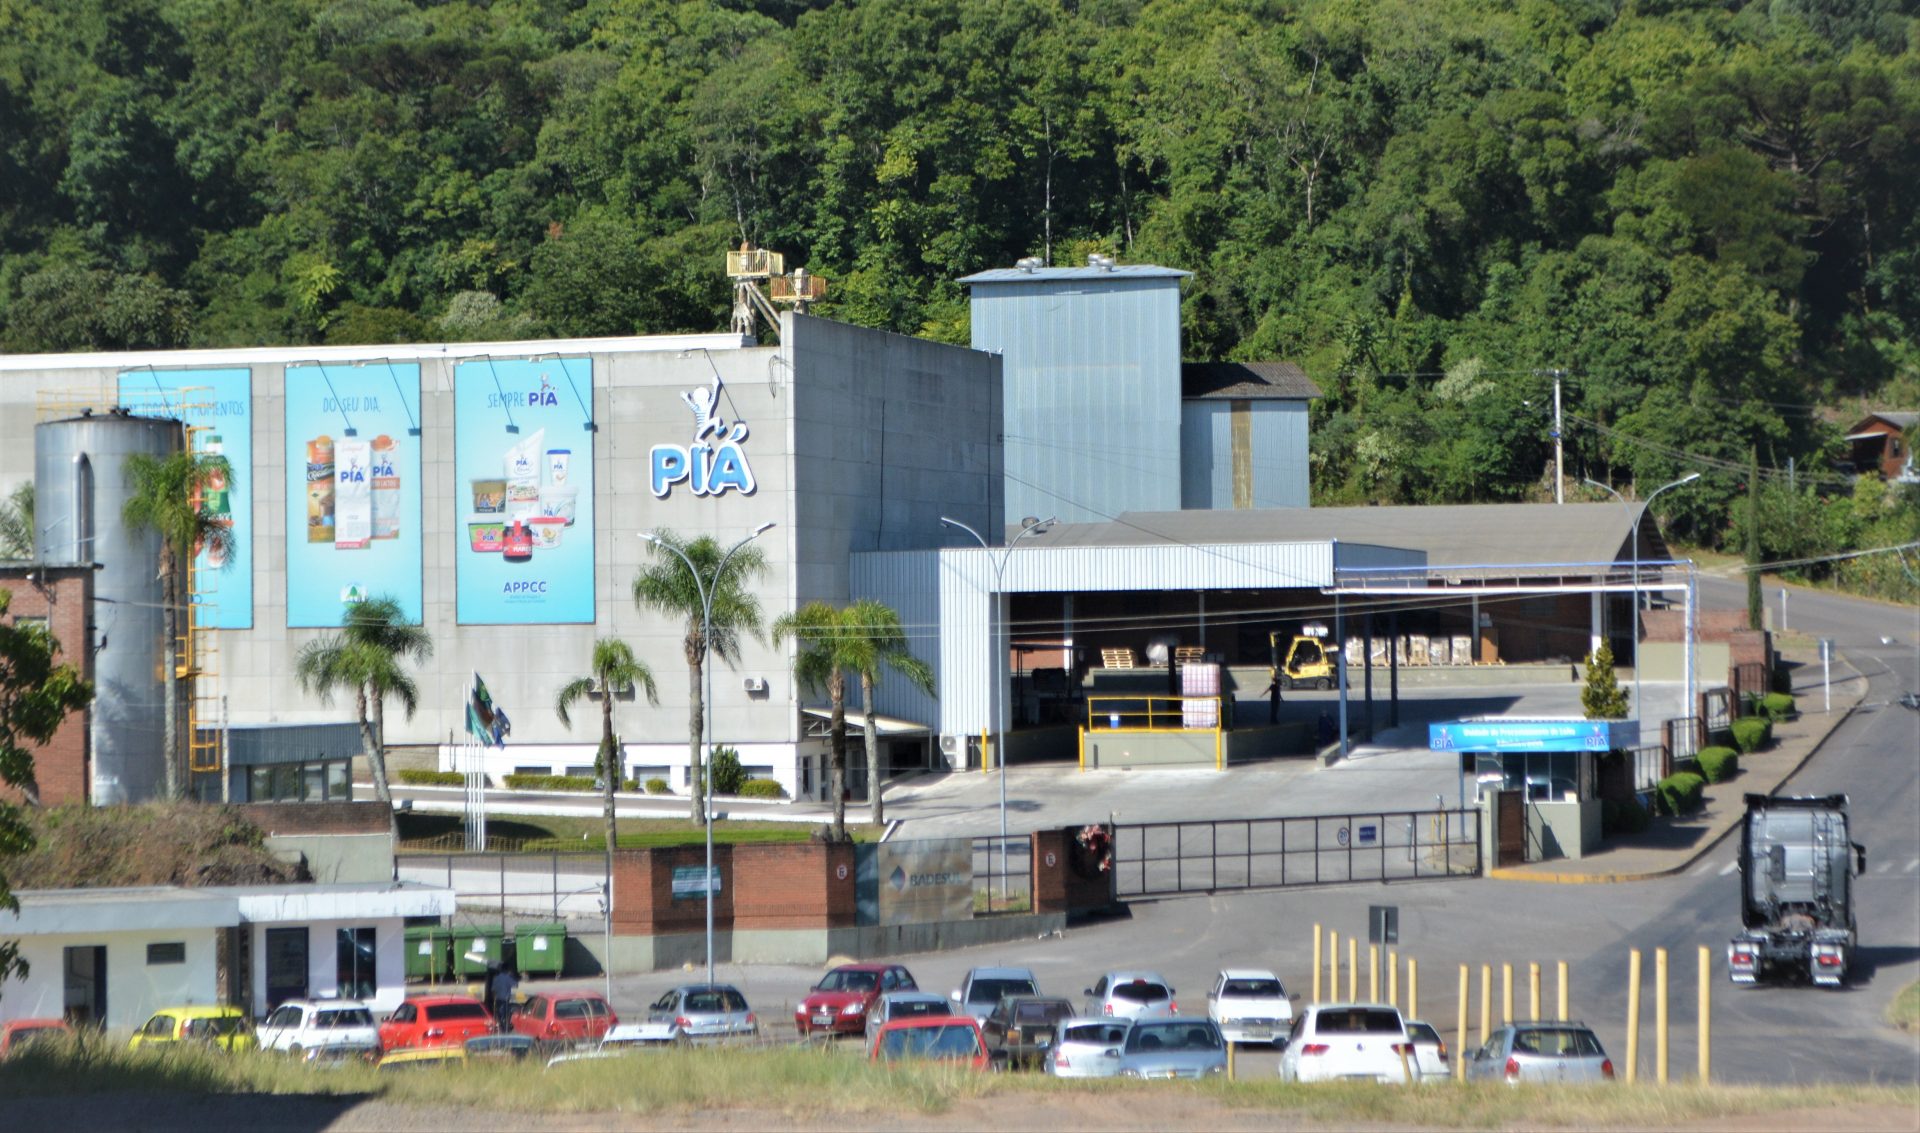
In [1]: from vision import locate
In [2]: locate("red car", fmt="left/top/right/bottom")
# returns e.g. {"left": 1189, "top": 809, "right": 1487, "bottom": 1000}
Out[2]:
{"left": 794, "top": 963, "right": 916, "bottom": 1036}
{"left": 377, "top": 995, "right": 494, "bottom": 1052}
{"left": 0, "top": 1018, "right": 70, "bottom": 1059}
{"left": 868, "top": 1016, "right": 991, "bottom": 1071}
{"left": 510, "top": 990, "right": 618, "bottom": 1046}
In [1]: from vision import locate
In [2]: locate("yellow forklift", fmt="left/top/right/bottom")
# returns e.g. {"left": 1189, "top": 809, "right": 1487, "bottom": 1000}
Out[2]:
{"left": 1269, "top": 627, "right": 1338, "bottom": 690}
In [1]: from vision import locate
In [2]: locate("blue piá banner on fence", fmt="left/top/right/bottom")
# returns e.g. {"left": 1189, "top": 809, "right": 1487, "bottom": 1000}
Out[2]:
{"left": 452, "top": 357, "right": 595, "bottom": 624}
{"left": 118, "top": 367, "right": 253, "bottom": 629}
{"left": 284, "top": 363, "right": 424, "bottom": 627}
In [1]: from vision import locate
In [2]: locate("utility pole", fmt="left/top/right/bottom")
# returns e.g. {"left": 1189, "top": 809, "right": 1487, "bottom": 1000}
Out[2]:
{"left": 1552, "top": 371, "right": 1565, "bottom": 505}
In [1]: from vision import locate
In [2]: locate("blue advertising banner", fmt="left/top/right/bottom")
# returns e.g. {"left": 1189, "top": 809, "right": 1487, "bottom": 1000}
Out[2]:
{"left": 1428, "top": 718, "right": 1638, "bottom": 753}
{"left": 118, "top": 368, "right": 253, "bottom": 629}
{"left": 452, "top": 357, "right": 595, "bottom": 624}
{"left": 284, "top": 363, "right": 424, "bottom": 626}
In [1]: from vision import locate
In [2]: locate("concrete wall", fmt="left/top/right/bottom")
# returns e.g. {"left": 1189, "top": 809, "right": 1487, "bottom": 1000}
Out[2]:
{"left": 1639, "top": 642, "right": 1731, "bottom": 684}
{"left": 1526, "top": 800, "right": 1602, "bottom": 861}
{"left": 1083, "top": 730, "right": 1217, "bottom": 769}
{"left": 1179, "top": 400, "right": 1310, "bottom": 509}
{"left": 262, "top": 833, "right": 393, "bottom": 883}
{"left": 3, "top": 928, "right": 218, "bottom": 1030}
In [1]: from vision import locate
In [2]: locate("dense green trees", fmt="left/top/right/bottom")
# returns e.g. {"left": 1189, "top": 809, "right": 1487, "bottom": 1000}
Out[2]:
{"left": 1, "top": 0, "right": 1916, "bottom": 575}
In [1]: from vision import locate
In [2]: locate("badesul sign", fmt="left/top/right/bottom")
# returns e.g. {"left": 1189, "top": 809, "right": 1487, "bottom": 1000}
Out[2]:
{"left": 650, "top": 369, "right": 756, "bottom": 497}
{"left": 854, "top": 838, "right": 974, "bottom": 926}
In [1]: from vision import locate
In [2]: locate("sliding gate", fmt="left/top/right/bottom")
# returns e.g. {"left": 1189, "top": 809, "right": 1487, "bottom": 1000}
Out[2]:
{"left": 1113, "top": 809, "right": 1481, "bottom": 899}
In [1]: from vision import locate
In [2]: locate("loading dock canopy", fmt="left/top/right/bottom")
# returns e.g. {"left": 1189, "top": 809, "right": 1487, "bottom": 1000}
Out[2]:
{"left": 801, "top": 708, "right": 930, "bottom": 736}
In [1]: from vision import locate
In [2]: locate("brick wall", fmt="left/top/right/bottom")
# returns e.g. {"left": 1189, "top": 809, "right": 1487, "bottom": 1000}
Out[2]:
{"left": 1032, "top": 826, "right": 1115, "bottom": 916}
{"left": 1642, "top": 608, "right": 1750, "bottom": 643}
{"left": 611, "top": 840, "right": 858, "bottom": 937}
{"left": 232, "top": 800, "right": 392, "bottom": 835}
{"left": 612, "top": 844, "right": 735, "bottom": 936}
{"left": 0, "top": 566, "right": 93, "bottom": 806}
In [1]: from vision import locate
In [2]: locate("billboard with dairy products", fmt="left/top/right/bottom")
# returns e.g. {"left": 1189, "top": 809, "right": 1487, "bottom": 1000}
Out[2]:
{"left": 452, "top": 357, "right": 595, "bottom": 624}
{"left": 284, "top": 363, "right": 424, "bottom": 626}
{"left": 117, "top": 367, "right": 253, "bottom": 629}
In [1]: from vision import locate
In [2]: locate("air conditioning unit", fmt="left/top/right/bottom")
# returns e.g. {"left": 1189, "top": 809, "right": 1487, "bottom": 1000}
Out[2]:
{"left": 742, "top": 677, "right": 768, "bottom": 693}
{"left": 940, "top": 734, "right": 960, "bottom": 753}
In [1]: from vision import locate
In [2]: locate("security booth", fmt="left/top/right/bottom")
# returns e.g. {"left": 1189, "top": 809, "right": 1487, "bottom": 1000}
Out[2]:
{"left": 1431, "top": 718, "right": 1640, "bottom": 865}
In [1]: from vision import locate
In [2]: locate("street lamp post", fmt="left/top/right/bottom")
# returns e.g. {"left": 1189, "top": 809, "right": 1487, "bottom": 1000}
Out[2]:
{"left": 939, "top": 514, "right": 1055, "bottom": 901}
{"left": 639, "top": 522, "right": 775, "bottom": 985}
{"left": 1583, "top": 473, "right": 1700, "bottom": 723}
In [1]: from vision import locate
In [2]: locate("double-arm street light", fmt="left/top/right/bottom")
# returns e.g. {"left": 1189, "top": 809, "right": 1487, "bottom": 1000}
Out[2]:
{"left": 639, "top": 521, "right": 774, "bottom": 985}
{"left": 939, "top": 514, "right": 1055, "bottom": 900}
{"left": 1583, "top": 473, "right": 1700, "bottom": 723}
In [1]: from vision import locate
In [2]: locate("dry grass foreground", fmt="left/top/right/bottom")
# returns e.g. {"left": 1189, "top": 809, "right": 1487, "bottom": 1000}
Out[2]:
{"left": 1, "top": 1037, "right": 1915, "bottom": 1132}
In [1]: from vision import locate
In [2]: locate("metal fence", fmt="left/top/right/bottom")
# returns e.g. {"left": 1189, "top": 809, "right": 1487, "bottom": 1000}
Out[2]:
{"left": 1627, "top": 743, "right": 1669, "bottom": 793}
{"left": 398, "top": 852, "right": 607, "bottom": 922}
{"left": 971, "top": 835, "right": 1033, "bottom": 914}
{"left": 1113, "top": 809, "right": 1480, "bottom": 900}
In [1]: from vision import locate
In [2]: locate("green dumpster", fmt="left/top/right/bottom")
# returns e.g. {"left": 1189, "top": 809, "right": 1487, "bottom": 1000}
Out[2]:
{"left": 514, "top": 922, "right": 566, "bottom": 977}
{"left": 403, "top": 926, "right": 453, "bottom": 982}
{"left": 452, "top": 924, "right": 506, "bottom": 978}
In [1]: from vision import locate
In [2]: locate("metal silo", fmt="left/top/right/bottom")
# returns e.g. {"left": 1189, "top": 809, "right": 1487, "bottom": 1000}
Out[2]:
{"left": 35, "top": 409, "right": 183, "bottom": 804}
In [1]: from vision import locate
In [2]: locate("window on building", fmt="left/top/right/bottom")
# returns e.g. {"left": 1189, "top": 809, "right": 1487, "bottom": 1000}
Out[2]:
{"left": 564, "top": 765, "right": 595, "bottom": 778}
{"left": 744, "top": 765, "right": 774, "bottom": 781}
{"left": 326, "top": 762, "right": 350, "bottom": 801}
{"left": 513, "top": 765, "right": 550, "bottom": 777}
{"left": 630, "top": 765, "right": 668, "bottom": 785}
{"left": 146, "top": 942, "right": 186, "bottom": 965}
{"left": 337, "top": 927, "right": 376, "bottom": 1000}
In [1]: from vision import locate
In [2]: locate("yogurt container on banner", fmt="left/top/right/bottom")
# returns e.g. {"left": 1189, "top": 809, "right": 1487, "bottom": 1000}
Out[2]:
{"left": 529, "top": 516, "right": 565, "bottom": 548}
{"left": 539, "top": 484, "right": 578, "bottom": 525}
{"left": 547, "top": 448, "right": 570, "bottom": 486}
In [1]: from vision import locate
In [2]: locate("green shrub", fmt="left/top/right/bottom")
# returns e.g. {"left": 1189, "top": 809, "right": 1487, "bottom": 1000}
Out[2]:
{"left": 619, "top": 778, "right": 639, "bottom": 793}
{"left": 644, "top": 778, "right": 671, "bottom": 795}
{"left": 1760, "top": 692, "right": 1796, "bottom": 721}
{"left": 738, "top": 778, "right": 786, "bottom": 799}
{"left": 1601, "top": 798, "right": 1651, "bottom": 835}
{"left": 1656, "top": 772, "right": 1705, "bottom": 816}
{"left": 501, "top": 774, "right": 596, "bottom": 791}
{"left": 1696, "top": 746, "right": 1740, "bottom": 783}
{"left": 397, "top": 769, "right": 464, "bottom": 787}
{"left": 708, "top": 746, "right": 747, "bottom": 796}
{"left": 1730, "top": 716, "right": 1772, "bottom": 753}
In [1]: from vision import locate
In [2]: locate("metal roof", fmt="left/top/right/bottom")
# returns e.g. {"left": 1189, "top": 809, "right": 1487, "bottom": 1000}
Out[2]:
{"left": 958, "top": 265, "right": 1191, "bottom": 284}
{"left": 1182, "top": 362, "right": 1322, "bottom": 401}
{"left": 1847, "top": 411, "right": 1918, "bottom": 432}
{"left": 1010, "top": 503, "right": 1664, "bottom": 570}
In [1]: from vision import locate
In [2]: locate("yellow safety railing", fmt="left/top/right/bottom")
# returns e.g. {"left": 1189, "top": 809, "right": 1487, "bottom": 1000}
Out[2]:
{"left": 1080, "top": 696, "right": 1225, "bottom": 771}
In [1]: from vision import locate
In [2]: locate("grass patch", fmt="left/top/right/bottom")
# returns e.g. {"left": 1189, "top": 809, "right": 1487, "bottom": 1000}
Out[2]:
{"left": 1889, "top": 979, "right": 1920, "bottom": 1031}
{"left": 397, "top": 811, "right": 878, "bottom": 854}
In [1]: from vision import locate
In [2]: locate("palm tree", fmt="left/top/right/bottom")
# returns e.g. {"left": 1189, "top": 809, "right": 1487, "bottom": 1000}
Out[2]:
{"left": 123, "top": 448, "right": 234, "bottom": 799}
{"left": 0, "top": 481, "right": 33, "bottom": 560}
{"left": 294, "top": 595, "right": 433, "bottom": 838}
{"left": 841, "top": 599, "right": 935, "bottom": 826}
{"left": 771, "top": 601, "right": 865, "bottom": 841}
{"left": 555, "top": 638, "right": 657, "bottom": 856}
{"left": 632, "top": 530, "right": 767, "bottom": 826}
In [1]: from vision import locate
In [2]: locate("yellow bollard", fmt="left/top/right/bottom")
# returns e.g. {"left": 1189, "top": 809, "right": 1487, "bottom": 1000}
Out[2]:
{"left": 1698, "top": 946, "right": 1711, "bottom": 1084}
{"left": 1501, "top": 963, "right": 1513, "bottom": 1026}
{"left": 1388, "top": 949, "right": 1398, "bottom": 1009}
{"left": 1227, "top": 1038, "right": 1236, "bottom": 1081}
{"left": 1313, "top": 924, "right": 1323, "bottom": 1005}
{"left": 1626, "top": 949, "right": 1641, "bottom": 1084}
{"left": 1408, "top": 958, "right": 1418, "bottom": 1022}
{"left": 1558, "top": 960, "right": 1569, "bottom": 1021}
{"left": 1479, "top": 964, "right": 1491, "bottom": 1046}
{"left": 1656, "top": 947, "right": 1669, "bottom": 1084}
{"left": 1529, "top": 962, "right": 1540, "bottom": 1021}
{"left": 1369, "top": 944, "right": 1380, "bottom": 1002}
{"left": 1456, "top": 964, "right": 1469, "bottom": 1082}
{"left": 1348, "top": 937, "right": 1358, "bottom": 1001}
{"left": 1330, "top": 931, "right": 1340, "bottom": 1003}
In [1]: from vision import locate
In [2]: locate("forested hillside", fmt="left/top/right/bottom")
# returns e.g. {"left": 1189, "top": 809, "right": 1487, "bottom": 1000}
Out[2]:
{"left": 1, "top": 0, "right": 1916, "bottom": 584}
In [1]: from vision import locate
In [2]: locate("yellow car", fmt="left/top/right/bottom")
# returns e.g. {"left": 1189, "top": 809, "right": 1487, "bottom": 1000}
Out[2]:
{"left": 376, "top": 1046, "right": 468, "bottom": 1070}
{"left": 128, "top": 1005, "right": 256, "bottom": 1052}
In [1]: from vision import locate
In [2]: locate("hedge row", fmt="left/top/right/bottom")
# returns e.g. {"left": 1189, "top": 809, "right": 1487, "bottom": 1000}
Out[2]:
{"left": 1656, "top": 772, "right": 1705, "bottom": 817}
{"left": 1729, "top": 716, "right": 1773, "bottom": 753}
{"left": 738, "top": 778, "right": 786, "bottom": 799}
{"left": 644, "top": 778, "right": 671, "bottom": 795}
{"left": 1696, "top": 746, "right": 1740, "bottom": 783}
{"left": 397, "top": 769, "right": 464, "bottom": 787}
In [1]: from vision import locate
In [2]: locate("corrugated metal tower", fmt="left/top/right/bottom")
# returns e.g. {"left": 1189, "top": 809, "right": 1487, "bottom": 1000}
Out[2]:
{"left": 961, "top": 257, "right": 1189, "bottom": 526}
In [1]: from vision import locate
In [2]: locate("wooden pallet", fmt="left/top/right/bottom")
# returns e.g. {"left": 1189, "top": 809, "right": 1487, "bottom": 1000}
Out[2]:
{"left": 1100, "top": 648, "right": 1136, "bottom": 669}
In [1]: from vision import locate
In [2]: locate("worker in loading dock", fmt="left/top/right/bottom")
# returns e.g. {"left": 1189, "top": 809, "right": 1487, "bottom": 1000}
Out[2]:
{"left": 1263, "top": 673, "right": 1283, "bottom": 724}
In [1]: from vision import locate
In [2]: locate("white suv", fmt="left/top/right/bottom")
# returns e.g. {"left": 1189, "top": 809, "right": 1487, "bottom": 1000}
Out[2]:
{"left": 1206, "top": 969, "right": 1293, "bottom": 1046}
{"left": 1276, "top": 1002, "right": 1417, "bottom": 1084}
{"left": 257, "top": 998, "right": 379, "bottom": 1059}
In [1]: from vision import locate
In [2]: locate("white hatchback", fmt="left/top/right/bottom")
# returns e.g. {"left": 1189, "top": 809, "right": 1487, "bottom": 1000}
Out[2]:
{"left": 1206, "top": 969, "right": 1293, "bottom": 1046}
{"left": 1276, "top": 1003, "right": 1417, "bottom": 1084}
{"left": 1044, "top": 1017, "right": 1132, "bottom": 1079}
{"left": 257, "top": 998, "right": 379, "bottom": 1058}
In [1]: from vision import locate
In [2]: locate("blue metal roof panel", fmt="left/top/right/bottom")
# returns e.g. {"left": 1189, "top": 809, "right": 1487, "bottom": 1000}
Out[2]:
{"left": 958, "top": 266, "right": 1191, "bottom": 284}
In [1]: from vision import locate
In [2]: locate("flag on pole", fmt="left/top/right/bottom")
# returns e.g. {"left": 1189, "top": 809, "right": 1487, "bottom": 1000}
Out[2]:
{"left": 467, "top": 673, "right": 511, "bottom": 747}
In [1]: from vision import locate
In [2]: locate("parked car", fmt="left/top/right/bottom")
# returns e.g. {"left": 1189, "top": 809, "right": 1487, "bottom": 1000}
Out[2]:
{"left": 1275, "top": 1003, "right": 1416, "bottom": 1084}
{"left": 868, "top": 1016, "right": 991, "bottom": 1071}
{"left": 1403, "top": 1019, "right": 1451, "bottom": 1082}
{"left": 377, "top": 1046, "right": 467, "bottom": 1070}
{"left": 1044, "top": 1017, "right": 1131, "bottom": 1079}
{"left": 1206, "top": 969, "right": 1293, "bottom": 1046}
{"left": 511, "top": 990, "right": 618, "bottom": 1047}
{"left": 642, "top": 984, "right": 757, "bottom": 1043}
{"left": 795, "top": 963, "right": 916, "bottom": 1036}
{"left": 1466, "top": 1022, "right": 1614, "bottom": 1085}
{"left": 257, "top": 998, "right": 379, "bottom": 1057}
{"left": 864, "top": 990, "right": 952, "bottom": 1043}
{"left": 950, "top": 966, "right": 1041, "bottom": 1024}
{"left": 128, "top": 1005, "right": 255, "bottom": 1052}
{"left": 465, "top": 1033, "right": 538, "bottom": 1061}
{"left": 377, "top": 995, "right": 494, "bottom": 1052}
{"left": 1115, "top": 1017, "right": 1227, "bottom": 1079}
{"left": 0, "top": 1018, "right": 69, "bottom": 1059}
{"left": 980, "top": 995, "right": 1076, "bottom": 1069}
{"left": 1083, "top": 971, "right": 1177, "bottom": 1020}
